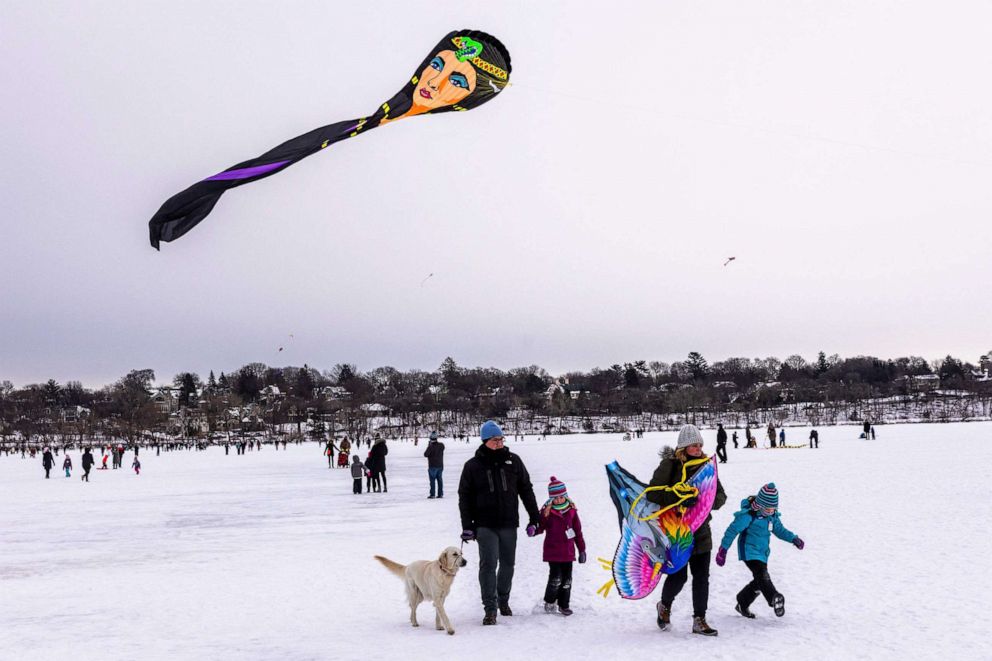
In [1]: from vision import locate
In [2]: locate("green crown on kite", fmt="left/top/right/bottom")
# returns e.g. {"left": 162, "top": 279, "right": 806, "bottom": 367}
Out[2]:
{"left": 454, "top": 37, "right": 484, "bottom": 62}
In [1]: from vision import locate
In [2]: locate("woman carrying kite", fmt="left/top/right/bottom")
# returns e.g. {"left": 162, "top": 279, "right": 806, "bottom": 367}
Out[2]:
{"left": 648, "top": 424, "right": 726, "bottom": 636}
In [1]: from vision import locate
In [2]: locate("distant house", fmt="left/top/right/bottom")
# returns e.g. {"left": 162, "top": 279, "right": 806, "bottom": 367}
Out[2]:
{"left": 360, "top": 403, "right": 390, "bottom": 415}
{"left": 895, "top": 374, "right": 940, "bottom": 393}
{"left": 320, "top": 386, "right": 351, "bottom": 400}
{"left": 260, "top": 385, "right": 284, "bottom": 403}
{"left": 60, "top": 406, "right": 91, "bottom": 423}
{"left": 152, "top": 388, "right": 177, "bottom": 414}
{"left": 545, "top": 378, "right": 589, "bottom": 401}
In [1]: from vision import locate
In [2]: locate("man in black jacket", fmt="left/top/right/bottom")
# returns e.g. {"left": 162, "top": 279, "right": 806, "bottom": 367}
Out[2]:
{"left": 715, "top": 424, "right": 728, "bottom": 464}
{"left": 42, "top": 448, "right": 55, "bottom": 479}
{"left": 458, "top": 420, "right": 540, "bottom": 625}
{"left": 81, "top": 447, "right": 94, "bottom": 482}
{"left": 424, "top": 432, "right": 445, "bottom": 499}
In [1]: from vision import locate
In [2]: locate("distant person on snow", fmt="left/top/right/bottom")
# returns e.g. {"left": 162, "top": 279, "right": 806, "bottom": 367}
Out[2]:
{"left": 767, "top": 423, "right": 777, "bottom": 448}
{"left": 870, "top": 426, "right": 876, "bottom": 440}
{"left": 778, "top": 428, "right": 786, "bottom": 447}
{"left": 458, "top": 420, "right": 540, "bottom": 626}
{"left": 716, "top": 483, "right": 804, "bottom": 619}
{"left": 424, "top": 432, "right": 445, "bottom": 499}
{"left": 649, "top": 424, "right": 727, "bottom": 637}
{"left": 42, "top": 448, "right": 55, "bottom": 479}
{"left": 732, "top": 431, "right": 739, "bottom": 449}
{"left": 809, "top": 429, "right": 819, "bottom": 449}
{"left": 132, "top": 456, "right": 141, "bottom": 475}
{"left": 62, "top": 455, "right": 72, "bottom": 478}
{"left": 368, "top": 437, "right": 389, "bottom": 493}
{"left": 365, "top": 451, "right": 374, "bottom": 493}
{"left": 350, "top": 455, "right": 365, "bottom": 494}
{"left": 81, "top": 448, "right": 94, "bottom": 482}
{"left": 715, "top": 424, "right": 728, "bottom": 463}
{"left": 863, "top": 420, "right": 871, "bottom": 439}
{"left": 535, "top": 476, "right": 586, "bottom": 616}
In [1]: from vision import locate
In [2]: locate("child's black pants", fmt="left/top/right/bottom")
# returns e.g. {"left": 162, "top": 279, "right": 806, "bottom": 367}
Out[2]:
{"left": 544, "top": 561, "right": 573, "bottom": 609}
{"left": 737, "top": 559, "right": 779, "bottom": 607}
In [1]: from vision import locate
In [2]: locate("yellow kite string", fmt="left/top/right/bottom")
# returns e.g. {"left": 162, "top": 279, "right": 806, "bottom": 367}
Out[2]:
{"left": 598, "top": 455, "right": 712, "bottom": 598}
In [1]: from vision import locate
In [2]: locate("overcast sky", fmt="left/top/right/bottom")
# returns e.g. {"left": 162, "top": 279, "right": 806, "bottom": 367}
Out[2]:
{"left": 2, "top": 1, "right": 991, "bottom": 387}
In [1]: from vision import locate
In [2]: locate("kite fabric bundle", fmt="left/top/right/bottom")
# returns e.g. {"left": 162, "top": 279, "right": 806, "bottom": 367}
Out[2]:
{"left": 148, "top": 29, "right": 510, "bottom": 249}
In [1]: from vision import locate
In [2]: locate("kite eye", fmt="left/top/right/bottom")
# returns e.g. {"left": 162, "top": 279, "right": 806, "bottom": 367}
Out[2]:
{"left": 430, "top": 56, "right": 444, "bottom": 72}
{"left": 449, "top": 73, "right": 469, "bottom": 89}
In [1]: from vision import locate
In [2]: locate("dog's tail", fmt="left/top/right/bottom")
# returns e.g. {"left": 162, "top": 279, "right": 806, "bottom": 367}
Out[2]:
{"left": 374, "top": 555, "right": 406, "bottom": 578}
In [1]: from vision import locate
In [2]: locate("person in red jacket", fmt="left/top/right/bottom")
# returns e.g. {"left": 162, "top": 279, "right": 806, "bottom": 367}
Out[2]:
{"left": 536, "top": 476, "right": 586, "bottom": 616}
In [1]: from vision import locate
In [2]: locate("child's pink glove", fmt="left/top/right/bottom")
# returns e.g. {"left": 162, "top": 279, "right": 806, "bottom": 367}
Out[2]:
{"left": 715, "top": 547, "right": 728, "bottom": 567}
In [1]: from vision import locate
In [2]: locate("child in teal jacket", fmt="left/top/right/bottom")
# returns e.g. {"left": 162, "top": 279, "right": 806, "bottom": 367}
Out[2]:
{"left": 715, "top": 483, "right": 804, "bottom": 618}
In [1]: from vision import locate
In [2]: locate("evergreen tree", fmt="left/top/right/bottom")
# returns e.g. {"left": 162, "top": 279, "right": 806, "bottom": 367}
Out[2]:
{"left": 816, "top": 351, "right": 829, "bottom": 375}
{"left": 685, "top": 352, "right": 709, "bottom": 381}
{"left": 42, "top": 379, "right": 62, "bottom": 404}
{"left": 208, "top": 370, "right": 217, "bottom": 389}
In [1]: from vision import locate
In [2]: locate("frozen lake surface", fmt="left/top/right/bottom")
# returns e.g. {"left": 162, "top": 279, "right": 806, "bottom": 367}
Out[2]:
{"left": 3, "top": 422, "right": 989, "bottom": 660}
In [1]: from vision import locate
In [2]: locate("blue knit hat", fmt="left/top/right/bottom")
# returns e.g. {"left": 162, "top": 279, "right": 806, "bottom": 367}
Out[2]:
{"left": 429, "top": 431, "right": 438, "bottom": 441}
{"left": 754, "top": 483, "right": 779, "bottom": 509}
{"left": 548, "top": 476, "right": 567, "bottom": 498}
{"left": 480, "top": 420, "right": 504, "bottom": 441}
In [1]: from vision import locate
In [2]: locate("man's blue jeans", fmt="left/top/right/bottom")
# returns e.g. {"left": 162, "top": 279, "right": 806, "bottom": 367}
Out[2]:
{"left": 428, "top": 467, "right": 443, "bottom": 497}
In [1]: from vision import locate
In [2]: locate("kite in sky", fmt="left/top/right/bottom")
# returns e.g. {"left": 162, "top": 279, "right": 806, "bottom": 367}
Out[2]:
{"left": 148, "top": 30, "right": 511, "bottom": 249}
{"left": 723, "top": 257, "right": 736, "bottom": 266}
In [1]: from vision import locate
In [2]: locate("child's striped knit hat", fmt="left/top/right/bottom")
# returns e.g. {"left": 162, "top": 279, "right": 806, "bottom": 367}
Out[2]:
{"left": 754, "top": 482, "right": 779, "bottom": 509}
{"left": 548, "top": 476, "right": 568, "bottom": 498}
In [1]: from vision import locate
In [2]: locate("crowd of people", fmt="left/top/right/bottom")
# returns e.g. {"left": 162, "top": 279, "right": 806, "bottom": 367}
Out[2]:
{"left": 19, "top": 417, "right": 834, "bottom": 637}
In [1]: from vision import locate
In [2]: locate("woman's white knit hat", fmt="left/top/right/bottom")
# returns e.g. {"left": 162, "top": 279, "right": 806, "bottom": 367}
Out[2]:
{"left": 676, "top": 424, "right": 704, "bottom": 449}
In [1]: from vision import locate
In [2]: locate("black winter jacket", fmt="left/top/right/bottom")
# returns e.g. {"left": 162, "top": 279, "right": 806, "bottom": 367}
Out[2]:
{"left": 716, "top": 427, "right": 728, "bottom": 446}
{"left": 424, "top": 441, "right": 445, "bottom": 468}
{"left": 82, "top": 451, "right": 94, "bottom": 469}
{"left": 646, "top": 446, "right": 726, "bottom": 555}
{"left": 367, "top": 441, "right": 388, "bottom": 473}
{"left": 458, "top": 445, "right": 540, "bottom": 532}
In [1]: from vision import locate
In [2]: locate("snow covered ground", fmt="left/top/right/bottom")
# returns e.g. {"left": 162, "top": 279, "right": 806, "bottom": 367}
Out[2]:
{"left": 2, "top": 423, "right": 989, "bottom": 660}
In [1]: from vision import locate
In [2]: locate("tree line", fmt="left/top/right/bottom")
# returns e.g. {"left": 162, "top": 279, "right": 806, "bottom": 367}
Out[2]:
{"left": 2, "top": 350, "right": 991, "bottom": 445}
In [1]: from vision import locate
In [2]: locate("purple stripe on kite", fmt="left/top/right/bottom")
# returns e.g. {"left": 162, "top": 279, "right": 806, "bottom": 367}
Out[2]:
{"left": 205, "top": 160, "right": 291, "bottom": 181}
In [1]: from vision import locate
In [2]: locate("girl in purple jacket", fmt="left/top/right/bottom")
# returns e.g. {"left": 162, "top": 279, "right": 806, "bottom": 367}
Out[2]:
{"left": 536, "top": 476, "right": 587, "bottom": 615}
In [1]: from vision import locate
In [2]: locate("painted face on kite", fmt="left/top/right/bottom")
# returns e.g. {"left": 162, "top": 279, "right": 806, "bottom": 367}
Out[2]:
{"left": 148, "top": 29, "right": 510, "bottom": 249}
{"left": 413, "top": 50, "right": 477, "bottom": 110}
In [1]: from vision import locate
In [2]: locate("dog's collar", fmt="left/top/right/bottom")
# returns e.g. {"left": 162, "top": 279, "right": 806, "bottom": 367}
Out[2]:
{"left": 438, "top": 560, "right": 457, "bottom": 576}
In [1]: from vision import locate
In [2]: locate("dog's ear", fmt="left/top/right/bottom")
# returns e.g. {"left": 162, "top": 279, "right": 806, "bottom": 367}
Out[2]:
{"left": 438, "top": 549, "right": 452, "bottom": 570}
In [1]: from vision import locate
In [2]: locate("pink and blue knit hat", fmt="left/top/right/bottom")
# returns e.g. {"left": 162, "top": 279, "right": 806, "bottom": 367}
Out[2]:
{"left": 548, "top": 476, "right": 568, "bottom": 498}
{"left": 753, "top": 483, "right": 779, "bottom": 509}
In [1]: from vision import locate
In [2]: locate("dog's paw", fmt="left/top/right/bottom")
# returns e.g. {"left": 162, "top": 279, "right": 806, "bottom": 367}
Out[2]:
{"left": 447, "top": 629, "right": 455, "bottom": 636}
{"left": 436, "top": 625, "right": 444, "bottom": 631}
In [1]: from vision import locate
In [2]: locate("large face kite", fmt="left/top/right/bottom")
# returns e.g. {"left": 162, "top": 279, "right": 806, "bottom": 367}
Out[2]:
{"left": 148, "top": 30, "right": 510, "bottom": 249}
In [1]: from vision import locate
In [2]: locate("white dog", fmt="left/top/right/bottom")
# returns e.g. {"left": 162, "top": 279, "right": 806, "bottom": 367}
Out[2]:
{"left": 374, "top": 546, "right": 467, "bottom": 635}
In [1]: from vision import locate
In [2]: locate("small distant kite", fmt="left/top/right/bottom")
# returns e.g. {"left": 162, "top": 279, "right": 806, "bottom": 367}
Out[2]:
{"left": 148, "top": 30, "right": 511, "bottom": 249}
{"left": 723, "top": 257, "right": 736, "bottom": 266}
{"left": 278, "top": 334, "right": 295, "bottom": 352}
{"left": 420, "top": 273, "right": 434, "bottom": 287}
